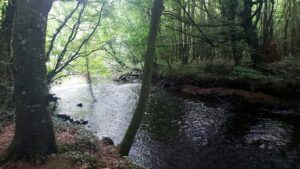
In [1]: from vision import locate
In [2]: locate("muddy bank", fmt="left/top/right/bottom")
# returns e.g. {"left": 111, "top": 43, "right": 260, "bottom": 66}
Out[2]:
{"left": 115, "top": 72, "right": 299, "bottom": 110}
{"left": 181, "top": 85, "right": 281, "bottom": 105}
{"left": 152, "top": 74, "right": 300, "bottom": 109}
{"left": 153, "top": 74, "right": 300, "bottom": 99}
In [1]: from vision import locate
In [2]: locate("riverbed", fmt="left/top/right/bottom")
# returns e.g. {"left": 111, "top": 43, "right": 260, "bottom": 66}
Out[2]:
{"left": 51, "top": 77, "right": 300, "bottom": 169}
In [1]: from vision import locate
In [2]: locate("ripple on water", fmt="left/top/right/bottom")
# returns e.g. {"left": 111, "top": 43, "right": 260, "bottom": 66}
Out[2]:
{"left": 88, "top": 82, "right": 140, "bottom": 144}
{"left": 244, "top": 118, "right": 293, "bottom": 148}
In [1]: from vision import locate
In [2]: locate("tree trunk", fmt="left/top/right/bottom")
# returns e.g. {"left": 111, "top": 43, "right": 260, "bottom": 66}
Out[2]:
{"left": 283, "top": 1, "right": 290, "bottom": 57}
{"left": 0, "top": 0, "right": 15, "bottom": 108}
{"left": 191, "top": 0, "right": 196, "bottom": 62}
{"left": 223, "top": 0, "right": 241, "bottom": 65}
{"left": 2, "top": 0, "right": 57, "bottom": 161}
{"left": 290, "top": 0, "right": 299, "bottom": 55}
{"left": 85, "top": 56, "right": 97, "bottom": 103}
{"left": 242, "top": 0, "right": 262, "bottom": 66}
{"left": 119, "top": 0, "right": 164, "bottom": 156}
{"left": 262, "top": 0, "right": 275, "bottom": 51}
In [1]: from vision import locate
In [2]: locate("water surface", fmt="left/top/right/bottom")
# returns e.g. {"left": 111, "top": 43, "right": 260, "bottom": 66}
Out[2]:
{"left": 52, "top": 77, "right": 300, "bottom": 169}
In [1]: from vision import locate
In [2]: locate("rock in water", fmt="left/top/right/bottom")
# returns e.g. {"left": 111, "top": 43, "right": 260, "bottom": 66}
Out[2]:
{"left": 74, "top": 120, "right": 81, "bottom": 125}
{"left": 81, "top": 120, "right": 88, "bottom": 125}
{"left": 76, "top": 103, "right": 83, "bottom": 107}
{"left": 56, "top": 114, "right": 71, "bottom": 121}
{"left": 102, "top": 137, "right": 114, "bottom": 146}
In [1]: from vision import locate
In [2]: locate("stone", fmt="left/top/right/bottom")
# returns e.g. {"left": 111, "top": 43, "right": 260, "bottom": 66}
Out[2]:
{"left": 56, "top": 114, "right": 71, "bottom": 121}
{"left": 81, "top": 120, "right": 88, "bottom": 125}
{"left": 102, "top": 137, "right": 114, "bottom": 146}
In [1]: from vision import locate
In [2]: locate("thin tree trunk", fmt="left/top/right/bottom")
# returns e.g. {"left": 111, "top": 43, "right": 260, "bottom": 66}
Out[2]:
{"left": 291, "top": 0, "right": 299, "bottom": 55}
{"left": 191, "top": 0, "right": 196, "bottom": 62}
{"left": 85, "top": 56, "right": 97, "bottom": 103}
{"left": 283, "top": 1, "right": 290, "bottom": 56}
{"left": 119, "top": 0, "right": 164, "bottom": 156}
{"left": 2, "top": 0, "right": 57, "bottom": 161}
{"left": 291, "top": 0, "right": 297, "bottom": 55}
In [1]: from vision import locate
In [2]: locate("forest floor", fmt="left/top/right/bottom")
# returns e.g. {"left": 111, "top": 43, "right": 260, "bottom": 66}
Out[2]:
{"left": 0, "top": 112, "right": 140, "bottom": 169}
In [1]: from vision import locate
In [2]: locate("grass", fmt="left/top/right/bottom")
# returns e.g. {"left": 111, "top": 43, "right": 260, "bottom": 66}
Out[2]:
{"left": 155, "top": 57, "right": 300, "bottom": 83}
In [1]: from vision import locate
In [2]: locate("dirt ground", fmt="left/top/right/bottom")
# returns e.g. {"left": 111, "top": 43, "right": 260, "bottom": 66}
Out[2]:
{"left": 0, "top": 118, "right": 140, "bottom": 169}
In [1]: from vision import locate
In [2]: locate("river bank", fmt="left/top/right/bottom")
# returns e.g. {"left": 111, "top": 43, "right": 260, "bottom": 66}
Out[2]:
{"left": 0, "top": 111, "right": 140, "bottom": 169}
{"left": 151, "top": 70, "right": 300, "bottom": 107}
{"left": 154, "top": 73, "right": 299, "bottom": 96}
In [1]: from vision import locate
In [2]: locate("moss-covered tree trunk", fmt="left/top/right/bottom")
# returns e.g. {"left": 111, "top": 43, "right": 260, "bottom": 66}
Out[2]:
{"left": 119, "top": 0, "right": 164, "bottom": 156}
{"left": 242, "top": 0, "right": 262, "bottom": 66}
{"left": 291, "top": 0, "right": 299, "bottom": 55}
{"left": 2, "top": 0, "right": 57, "bottom": 161}
{"left": 222, "top": 0, "right": 241, "bottom": 65}
{"left": 0, "top": 0, "right": 15, "bottom": 108}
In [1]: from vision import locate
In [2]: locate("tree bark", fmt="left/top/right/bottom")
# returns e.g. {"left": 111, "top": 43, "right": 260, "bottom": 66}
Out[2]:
{"left": 242, "top": 0, "right": 262, "bottom": 66}
{"left": 85, "top": 56, "right": 97, "bottom": 103}
{"left": 283, "top": 1, "right": 290, "bottom": 57}
{"left": 0, "top": 0, "right": 15, "bottom": 107}
{"left": 119, "top": 0, "right": 164, "bottom": 156}
{"left": 290, "top": 0, "right": 299, "bottom": 55}
{"left": 223, "top": 0, "right": 241, "bottom": 65}
{"left": 2, "top": 0, "right": 57, "bottom": 161}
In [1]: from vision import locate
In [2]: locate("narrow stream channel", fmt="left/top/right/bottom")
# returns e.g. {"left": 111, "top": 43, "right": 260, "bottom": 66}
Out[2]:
{"left": 51, "top": 77, "right": 300, "bottom": 169}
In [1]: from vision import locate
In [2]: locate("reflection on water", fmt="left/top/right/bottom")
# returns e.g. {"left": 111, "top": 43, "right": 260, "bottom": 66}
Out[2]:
{"left": 52, "top": 77, "right": 300, "bottom": 169}
{"left": 52, "top": 77, "right": 140, "bottom": 144}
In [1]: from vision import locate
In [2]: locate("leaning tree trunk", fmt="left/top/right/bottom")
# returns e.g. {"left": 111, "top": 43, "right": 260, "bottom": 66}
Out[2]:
{"left": 2, "top": 0, "right": 57, "bottom": 161}
{"left": 85, "top": 56, "right": 97, "bottom": 103}
{"left": 119, "top": 0, "right": 164, "bottom": 156}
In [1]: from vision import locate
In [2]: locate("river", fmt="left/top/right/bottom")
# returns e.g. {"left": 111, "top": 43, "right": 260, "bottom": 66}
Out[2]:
{"left": 51, "top": 76, "right": 300, "bottom": 169}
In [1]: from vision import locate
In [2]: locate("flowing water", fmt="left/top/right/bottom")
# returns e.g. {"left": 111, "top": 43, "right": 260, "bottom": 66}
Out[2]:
{"left": 51, "top": 77, "right": 300, "bottom": 169}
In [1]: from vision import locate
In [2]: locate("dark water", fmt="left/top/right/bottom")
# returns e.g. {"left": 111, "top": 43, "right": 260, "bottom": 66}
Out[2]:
{"left": 52, "top": 77, "right": 300, "bottom": 169}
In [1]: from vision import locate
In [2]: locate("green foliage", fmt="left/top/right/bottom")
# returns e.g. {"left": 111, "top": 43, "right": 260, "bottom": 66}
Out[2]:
{"left": 230, "top": 66, "right": 270, "bottom": 80}
{"left": 46, "top": 0, "right": 110, "bottom": 81}
{"left": 45, "top": 0, "right": 153, "bottom": 81}
{"left": 0, "top": 0, "right": 7, "bottom": 24}
{"left": 63, "top": 55, "right": 111, "bottom": 77}
{"left": 41, "top": 0, "right": 300, "bottom": 82}
{"left": 204, "top": 64, "right": 231, "bottom": 75}
{"left": 157, "top": 62, "right": 204, "bottom": 76}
